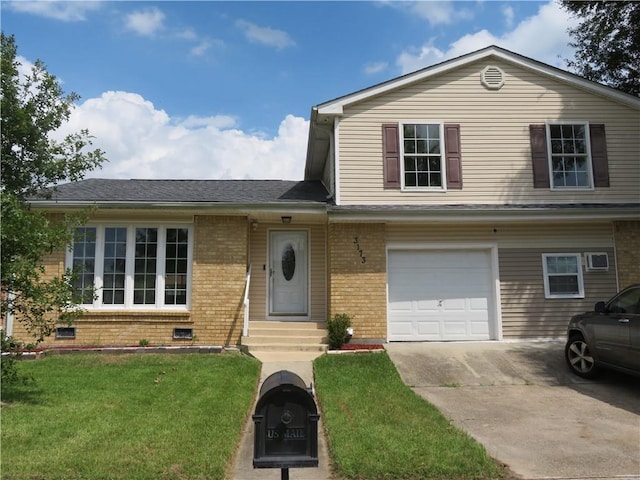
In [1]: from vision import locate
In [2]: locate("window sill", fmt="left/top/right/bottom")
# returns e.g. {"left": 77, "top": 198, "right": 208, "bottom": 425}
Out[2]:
{"left": 401, "top": 187, "right": 447, "bottom": 192}
{"left": 76, "top": 310, "right": 192, "bottom": 323}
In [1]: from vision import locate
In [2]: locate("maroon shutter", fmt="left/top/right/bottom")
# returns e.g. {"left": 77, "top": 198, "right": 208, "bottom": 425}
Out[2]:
{"left": 530, "top": 124, "right": 550, "bottom": 188}
{"left": 589, "top": 124, "right": 609, "bottom": 188}
{"left": 382, "top": 123, "right": 401, "bottom": 189}
{"left": 444, "top": 124, "right": 462, "bottom": 189}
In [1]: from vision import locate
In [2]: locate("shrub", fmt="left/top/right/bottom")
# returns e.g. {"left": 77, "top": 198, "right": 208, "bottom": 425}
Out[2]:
{"left": 327, "top": 313, "right": 351, "bottom": 350}
{"left": 1, "top": 331, "right": 28, "bottom": 385}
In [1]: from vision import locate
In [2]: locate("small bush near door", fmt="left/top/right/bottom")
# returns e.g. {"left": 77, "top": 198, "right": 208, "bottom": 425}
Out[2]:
{"left": 328, "top": 313, "right": 352, "bottom": 349}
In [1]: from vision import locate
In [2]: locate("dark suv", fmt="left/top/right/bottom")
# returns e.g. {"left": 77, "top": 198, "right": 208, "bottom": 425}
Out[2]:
{"left": 565, "top": 284, "right": 640, "bottom": 378}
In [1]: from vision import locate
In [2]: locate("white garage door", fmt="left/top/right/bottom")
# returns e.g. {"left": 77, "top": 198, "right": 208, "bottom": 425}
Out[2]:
{"left": 388, "top": 249, "right": 494, "bottom": 341}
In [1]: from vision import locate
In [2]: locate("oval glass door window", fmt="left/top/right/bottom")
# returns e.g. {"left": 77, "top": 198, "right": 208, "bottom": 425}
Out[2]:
{"left": 282, "top": 243, "right": 296, "bottom": 281}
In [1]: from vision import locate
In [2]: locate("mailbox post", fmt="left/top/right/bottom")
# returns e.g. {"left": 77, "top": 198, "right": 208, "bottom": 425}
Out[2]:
{"left": 253, "top": 370, "right": 320, "bottom": 479}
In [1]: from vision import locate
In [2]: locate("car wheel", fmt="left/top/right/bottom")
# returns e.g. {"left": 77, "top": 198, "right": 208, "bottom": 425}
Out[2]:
{"left": 565, "top": 334, "right": 599, "bottom": 378}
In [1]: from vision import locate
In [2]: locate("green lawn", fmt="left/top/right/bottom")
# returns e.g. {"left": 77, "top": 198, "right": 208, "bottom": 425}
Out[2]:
{"left": 314, "top": 352, "right": 507, "bottom": 480}
{"left": 1, "top": 353, "right": 261, "bottom": 480}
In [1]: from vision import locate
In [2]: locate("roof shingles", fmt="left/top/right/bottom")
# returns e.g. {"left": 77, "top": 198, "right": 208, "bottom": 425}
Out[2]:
{"left": 40, "top": 179, "right": 329, "bottom": 204}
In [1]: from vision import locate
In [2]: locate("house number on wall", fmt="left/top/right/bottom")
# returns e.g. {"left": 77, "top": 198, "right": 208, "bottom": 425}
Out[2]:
{"left": 353, "top": 237, "right": 366, "bottom": 264}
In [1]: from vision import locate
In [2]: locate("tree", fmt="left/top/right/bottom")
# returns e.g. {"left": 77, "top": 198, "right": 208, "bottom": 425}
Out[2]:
{"left": 561, "top": 1, "right": 640, "bottom": 96}
{"left": 1, "top": 33, "right": 106, "bottom": 380}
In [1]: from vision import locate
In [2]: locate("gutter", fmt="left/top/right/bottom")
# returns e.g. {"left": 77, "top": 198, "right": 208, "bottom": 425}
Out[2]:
{"left": 326, "top": 204, "right": 640, "bottom": 223}
{"left": 28, "top": 200, "right": 328, "bottom": 215}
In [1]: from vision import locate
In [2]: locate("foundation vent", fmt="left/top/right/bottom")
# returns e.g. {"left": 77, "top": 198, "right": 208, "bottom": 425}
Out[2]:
{"left": 481, "top": 65, "right": 505, "bottom": 90}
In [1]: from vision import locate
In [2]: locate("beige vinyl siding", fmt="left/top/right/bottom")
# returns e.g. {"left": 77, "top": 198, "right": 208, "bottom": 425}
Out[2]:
{"left": 386, "top": 222, "right": 615, "bottom": 249}
{"left": 248, "top": 223, "right": 326, "bottom": 322}
{"left": 337, "top": 58, "right": 640, "bottom": 205}
{"left": 499, "top": 247, "right": 617, "bottom": 339}
{"left": 386, "top": 222, "right": 618, "bottom": 339}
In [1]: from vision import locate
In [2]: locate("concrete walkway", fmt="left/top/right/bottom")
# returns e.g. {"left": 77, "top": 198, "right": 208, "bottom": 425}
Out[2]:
{"left": 231, "top": 351, "right": 333, "bottom": 480}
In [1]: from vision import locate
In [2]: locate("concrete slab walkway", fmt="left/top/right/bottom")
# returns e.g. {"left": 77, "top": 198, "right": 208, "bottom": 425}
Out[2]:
{"left": 231, "top": 351, "right": 333, "bottom": 480}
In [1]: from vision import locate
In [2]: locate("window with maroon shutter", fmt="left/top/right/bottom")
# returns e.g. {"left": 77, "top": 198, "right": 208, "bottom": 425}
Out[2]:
{"left": 589, "top": 124, "right": 609, "bottom": 187}
{"left": 530, "top": 124, "right": 550, "bottom": 188}
{"left": 382, "top": 124, "right": 401, "bottom": 189}
{"left": 444, "top": 124, "right": 462, "bottom": 189}
{"left": 530, "top": 123, "right": 610, "bottom": 189}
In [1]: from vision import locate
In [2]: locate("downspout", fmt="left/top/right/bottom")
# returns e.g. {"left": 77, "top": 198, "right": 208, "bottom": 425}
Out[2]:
{"left": 333, "top": 116, "right": 341, "bottom": 206}
{"left": 5, "top": 291, "right": 15, "bottom": 337}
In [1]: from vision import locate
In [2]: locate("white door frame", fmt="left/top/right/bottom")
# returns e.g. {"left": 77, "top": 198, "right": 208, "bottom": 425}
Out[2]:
{"left": 267, "top": 229, "right": 310, "bottom": 320}
{"left": 386, "top": 242, "right": 503, "bottom": 341}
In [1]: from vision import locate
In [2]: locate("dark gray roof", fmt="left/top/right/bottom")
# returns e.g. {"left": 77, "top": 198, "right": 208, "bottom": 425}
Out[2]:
{"left": 36, "top": 179, "right": 329, "bottom": 204}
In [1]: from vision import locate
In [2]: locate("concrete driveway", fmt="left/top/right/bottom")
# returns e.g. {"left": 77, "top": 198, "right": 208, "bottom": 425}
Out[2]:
{"left": 386, "top": 341, "right": 640, "bottom": 480}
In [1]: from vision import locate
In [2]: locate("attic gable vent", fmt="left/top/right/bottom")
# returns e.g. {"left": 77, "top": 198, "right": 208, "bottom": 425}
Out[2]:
{"left": 481, "top": 65, "right": 505, "bottom": 90}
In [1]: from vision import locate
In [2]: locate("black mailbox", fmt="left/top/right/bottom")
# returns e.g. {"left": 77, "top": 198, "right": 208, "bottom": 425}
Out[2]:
{"left": 253, "top": 370, "right": 319, "bottom": 469}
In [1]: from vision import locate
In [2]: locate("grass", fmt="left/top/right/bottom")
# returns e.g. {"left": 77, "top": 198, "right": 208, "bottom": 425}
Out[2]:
{"left": 1, "top": 353, "right": 261, "bottom": 480}
{"left": 314, "top": 352, "right": 507, "bottom": 480}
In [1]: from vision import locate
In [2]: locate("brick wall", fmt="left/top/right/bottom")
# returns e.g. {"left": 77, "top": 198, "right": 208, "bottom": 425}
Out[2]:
{"left": 191, "top": 215, "right": 248, "bottom": 345}
{"left": 328, "top": 223, "right": 387, "bottom": 340}
{"left": 10, "top": 215, "right": 249, "bottom": 348}
{"left": 614, "top": 220, "right": 640, "bottom": 287}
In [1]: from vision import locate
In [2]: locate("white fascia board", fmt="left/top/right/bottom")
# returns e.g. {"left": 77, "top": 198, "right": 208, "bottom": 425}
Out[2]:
{"left": 327, "top": 208, "right": 640, "bottom": 224}
{"left": 29, "top": 200, "right": 327, "bottom": 214}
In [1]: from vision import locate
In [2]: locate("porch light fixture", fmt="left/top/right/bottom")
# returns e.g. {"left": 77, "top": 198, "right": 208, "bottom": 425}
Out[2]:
{"left": 281, "top": 216, "right": 292, "bottom": 224}
{"left": 251, "top": 220, "right": 259, "bottom": 231}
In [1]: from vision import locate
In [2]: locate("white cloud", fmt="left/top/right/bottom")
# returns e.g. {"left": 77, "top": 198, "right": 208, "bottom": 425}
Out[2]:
{"left": 176, "top": 28, "right": 198, "bottom": 41}
{"left": 4, "top": 1, "right": 102, "bottom": 22}
{"left": 382, "top": 1, "right": 474, "bottom": 26}
{"left": 410, "top": 1, "right": 474, "bottom": 25}
{"left": 364, "top": 61, "right": 389, "bottom": 75}
{"left": 502, "top": 5, "right": 515, "bottom": 29}
{"left": 124, "top": 7, "right": 166, "bottom": 37}
{"left": 190, "top": 39, "right": 212, "bottom": 57}
{"left": 236, "top": 19, "right": 295, "bottom": 50}
{"left": 55, "top": 91, "right": 308, "bottom": 180}
{"left": 396, "top": 0, "right": 578, "bottom": 74}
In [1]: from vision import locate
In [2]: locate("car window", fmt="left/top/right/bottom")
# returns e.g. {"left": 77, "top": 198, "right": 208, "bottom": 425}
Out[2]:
{"left": 608, "top": 288, "right": 640, "bottom": 315}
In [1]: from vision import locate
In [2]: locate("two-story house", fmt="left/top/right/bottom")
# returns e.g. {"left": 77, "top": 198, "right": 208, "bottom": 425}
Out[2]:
{"left": 9, "top": 46, "right": 639, "bottom": 352}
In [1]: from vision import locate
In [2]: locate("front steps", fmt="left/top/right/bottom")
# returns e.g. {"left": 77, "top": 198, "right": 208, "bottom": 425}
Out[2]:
{"left": 242, "top": 321, "right": 328, "bottom": 358}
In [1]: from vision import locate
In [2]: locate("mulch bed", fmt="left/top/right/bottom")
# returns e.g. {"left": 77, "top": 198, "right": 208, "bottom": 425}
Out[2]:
{"left": 339, "top": 344, "right": 385, "bottom": 351}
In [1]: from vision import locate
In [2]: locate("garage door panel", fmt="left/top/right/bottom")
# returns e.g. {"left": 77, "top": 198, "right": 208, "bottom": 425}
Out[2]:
{"left": 416, "top": 299, "right": 440, "bottom": 311}
{"left": 388, "top": 249, "right": 494, "bottom": 341}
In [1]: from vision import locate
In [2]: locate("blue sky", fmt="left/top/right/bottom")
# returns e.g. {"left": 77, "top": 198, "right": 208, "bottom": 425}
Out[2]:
{"left": 2, "top": 1, "right": 578, "bottom": 180}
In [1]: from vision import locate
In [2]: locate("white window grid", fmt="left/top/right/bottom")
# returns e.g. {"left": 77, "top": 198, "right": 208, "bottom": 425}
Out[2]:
{"left": 67, "top": 224, "right": 192, "bottom": 310}
{"left": 542, "top": 253, "right": 585, "bottom": 299}
{"left": 400, "top": 121, "right": 446, "bottom": 191}
{"left": 546, "top": 122, "right": 593, "bottom": 190}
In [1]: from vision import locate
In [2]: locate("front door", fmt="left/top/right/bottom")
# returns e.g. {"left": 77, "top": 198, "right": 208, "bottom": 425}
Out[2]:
{"left": 269, "top": 230, "right": 308, "bottom": 317}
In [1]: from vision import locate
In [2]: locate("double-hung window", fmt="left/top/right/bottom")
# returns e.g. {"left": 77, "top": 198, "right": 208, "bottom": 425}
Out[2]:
{"left": 401, "top": 123, "right": 444, "bottom": 189}
{"left": 547, "top": 123, "right": 592, "bottom": 189}
{"left": 542, "top": 253, "right": 584, "bottom": 299}
{"left": 68, "top": 225, "right": 192, "bottom": 309}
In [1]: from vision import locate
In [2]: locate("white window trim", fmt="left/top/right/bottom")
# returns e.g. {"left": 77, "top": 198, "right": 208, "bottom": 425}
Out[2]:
{"left": 542, "top": 253, "right": 585, "bottom": 299}
{"left": 400, "top": 120, "right": 447, "bottom": 192}
{"left": 546, "top": 121, "right": 594, "bottom": 191}
{"left": 66, "top": 223, "right": 193, "bottom": 310}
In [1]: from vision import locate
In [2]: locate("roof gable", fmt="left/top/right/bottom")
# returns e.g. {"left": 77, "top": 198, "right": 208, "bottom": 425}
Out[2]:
{"left": 314, "top": 45, "right": 640, "bottom": 117}
{"left": 305, "top": 45, "right": 640, "bottom": 181}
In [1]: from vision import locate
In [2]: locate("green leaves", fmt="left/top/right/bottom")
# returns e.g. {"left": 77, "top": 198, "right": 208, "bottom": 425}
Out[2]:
{"left": 1, "top": 33, "right": 105, "bottom": 349}
{"left": 561, "top": 1, "right": 640, "bottom": 96}
{"left": 1, "top": 33, "right": 106, "bottom": 199}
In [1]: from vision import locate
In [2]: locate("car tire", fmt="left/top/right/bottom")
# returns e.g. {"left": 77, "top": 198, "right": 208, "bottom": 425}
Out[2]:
{"left": 565, "top": 334, "right": 599, "bottom": 378}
